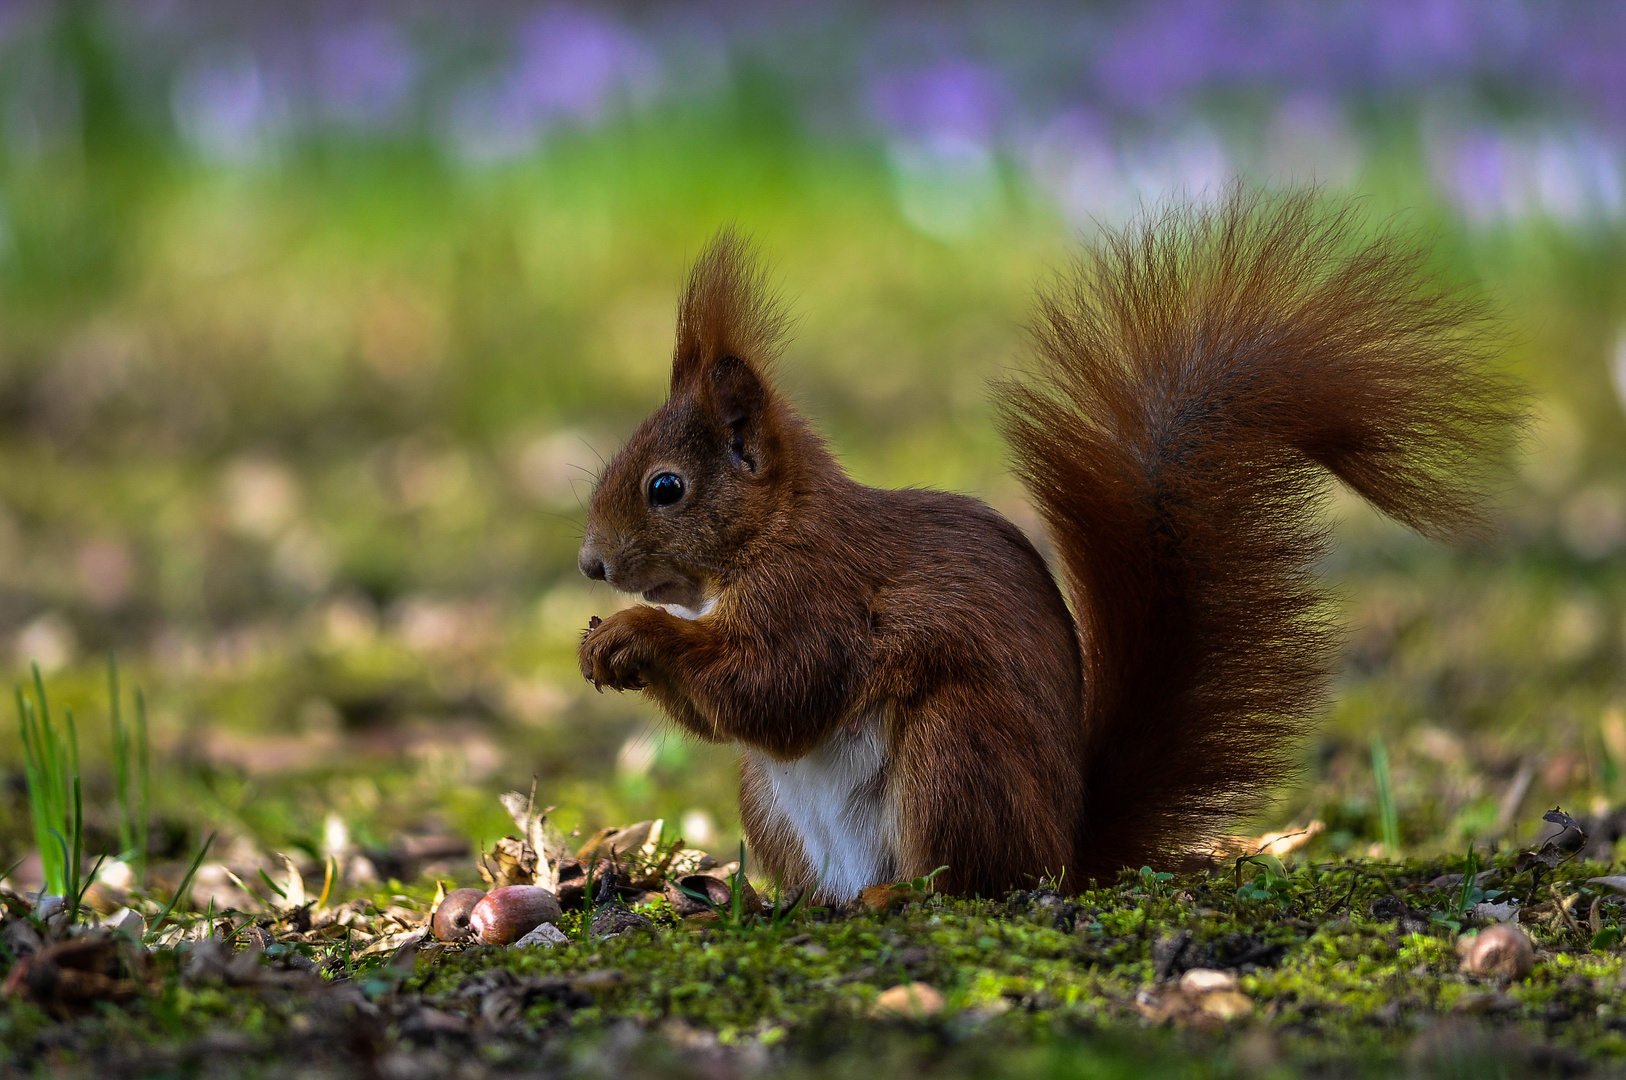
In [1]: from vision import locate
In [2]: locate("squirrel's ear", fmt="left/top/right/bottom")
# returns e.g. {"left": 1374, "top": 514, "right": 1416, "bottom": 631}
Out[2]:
{"left": 708, "top": 354, "right": 768, "bottom": 474}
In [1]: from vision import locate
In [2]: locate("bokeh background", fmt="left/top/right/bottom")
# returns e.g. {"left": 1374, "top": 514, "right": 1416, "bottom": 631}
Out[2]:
{"left": 2, "top": 0, "right": 1626, "bottom": 883}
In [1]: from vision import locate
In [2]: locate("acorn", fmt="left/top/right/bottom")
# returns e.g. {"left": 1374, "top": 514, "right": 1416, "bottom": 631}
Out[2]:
{"left": 469, "top": 886, "right": 563, "bottom": 945}
{"left": 1456, "top": 923, "right": 1535, "bottom": 982}
{"left": 431, "top": 888, "right": 487, "bottom": 943}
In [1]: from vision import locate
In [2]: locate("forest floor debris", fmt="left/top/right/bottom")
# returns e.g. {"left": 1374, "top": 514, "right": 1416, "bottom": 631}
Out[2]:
{"left": 6, "top": 805, "right": 1626, "bottom": 1077}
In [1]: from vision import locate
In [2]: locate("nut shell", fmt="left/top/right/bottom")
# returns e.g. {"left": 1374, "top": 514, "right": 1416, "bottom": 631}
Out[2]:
{"left": 470, "top": 886, "right": 563, "bottom": 946}
{"left": 1457, "top": 923, "right": 1535, "bottom": 982}
{"left": 666, "top": 874, "right": 732, "bottom": 917}
{"left": 431, "top": 888, "right": 486, "bottom": 942}
{"left": 665, "top": 873, "right": 758, "bottom": 917}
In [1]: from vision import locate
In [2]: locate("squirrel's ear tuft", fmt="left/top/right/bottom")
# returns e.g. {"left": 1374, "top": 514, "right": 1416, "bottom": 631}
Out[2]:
{"left": 671, "top": 227, "right": 792, "bottom": 390}
{"left": 708, "top": 354, "right": 768, "bottom": 473}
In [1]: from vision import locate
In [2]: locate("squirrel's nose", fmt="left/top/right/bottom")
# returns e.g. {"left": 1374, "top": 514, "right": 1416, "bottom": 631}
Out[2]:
{"left": 578, "top": 543, "right": 608, "bottom": 581}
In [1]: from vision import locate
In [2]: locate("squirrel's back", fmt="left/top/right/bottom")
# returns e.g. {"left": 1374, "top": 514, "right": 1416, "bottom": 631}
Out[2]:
{"left": 997, "top": 188, "right": 1521, "bottom": 878}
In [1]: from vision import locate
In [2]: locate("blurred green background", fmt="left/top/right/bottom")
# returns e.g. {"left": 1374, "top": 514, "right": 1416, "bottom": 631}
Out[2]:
{"left": 2, "top": 1, "right": 1626, "bottom": 882}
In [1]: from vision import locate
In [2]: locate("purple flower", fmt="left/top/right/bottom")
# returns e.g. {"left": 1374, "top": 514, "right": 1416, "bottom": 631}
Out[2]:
{"left": 1094, "top": 0, "right": 1261, "bottom": 112}
{"left": 441, "top": 5, "right": 657, "bottom": 164}
{"left": 1367, "top": 0, "right": 1480, "bottom": 82}
{"left": 513, "top": 6, "right": 655, "bottom": 125}
{"left": 1429, "top": 121, "right": 1626, "bottom": 227}
{"left": 172, "top": 48, "right": 289, "bottom": 163}
{"left": 1026, "top": 110, "right": 1134, "bottom": 226}
{"left": 316, "top": 19, "right": 415, "bottom": 130}
{"left": 1437, "top": 127, "right": 1513, "bottom": 224}
{"left": 867, "top": 59, "right": 1007, "bottom": 147}
{"left": 1546, "top": 10, "right": 1626, "bottom": 133}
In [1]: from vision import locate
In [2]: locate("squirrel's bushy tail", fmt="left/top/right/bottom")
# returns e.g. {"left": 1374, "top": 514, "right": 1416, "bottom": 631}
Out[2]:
{"left": 996, "top": 188, "right": 1521, "bottom": 878}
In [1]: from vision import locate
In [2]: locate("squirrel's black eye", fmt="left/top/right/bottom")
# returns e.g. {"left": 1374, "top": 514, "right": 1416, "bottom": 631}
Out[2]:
{"left": 647, "top": 472, "right": 685, "bottom": 507}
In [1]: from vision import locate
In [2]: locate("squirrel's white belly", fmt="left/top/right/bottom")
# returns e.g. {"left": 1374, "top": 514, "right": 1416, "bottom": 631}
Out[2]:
{"left": 749, "top": 712, "right": 899, "bottom": 901}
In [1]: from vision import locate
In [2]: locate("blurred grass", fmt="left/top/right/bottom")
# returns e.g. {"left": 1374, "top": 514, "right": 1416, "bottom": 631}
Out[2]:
{"left": 1, "top": 13, "right": 1625, "bottom": 886}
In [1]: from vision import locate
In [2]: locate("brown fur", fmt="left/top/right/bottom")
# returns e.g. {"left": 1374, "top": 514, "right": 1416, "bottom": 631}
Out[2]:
{"left": 577, "top": 192, "right": 1519, "bottom": 898}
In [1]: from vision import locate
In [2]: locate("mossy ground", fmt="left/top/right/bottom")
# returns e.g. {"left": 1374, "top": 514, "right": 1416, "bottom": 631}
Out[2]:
{"left": 6, "top": 850, "right": 1626, "bottom": 1078}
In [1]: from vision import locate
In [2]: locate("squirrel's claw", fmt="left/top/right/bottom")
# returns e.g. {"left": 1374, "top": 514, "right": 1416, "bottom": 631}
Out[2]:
{"left": 577, "top": 610, "right": 649, "bottom": 692}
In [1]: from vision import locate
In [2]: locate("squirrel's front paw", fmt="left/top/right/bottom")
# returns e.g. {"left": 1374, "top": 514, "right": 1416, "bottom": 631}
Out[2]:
{"left": 578, "top": 611, "right": 649, "bottom": 692}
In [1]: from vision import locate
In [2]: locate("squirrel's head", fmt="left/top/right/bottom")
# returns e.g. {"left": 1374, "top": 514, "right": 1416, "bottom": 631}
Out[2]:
{"left": 578, "top": 230, "right": 810, "bottom": 614}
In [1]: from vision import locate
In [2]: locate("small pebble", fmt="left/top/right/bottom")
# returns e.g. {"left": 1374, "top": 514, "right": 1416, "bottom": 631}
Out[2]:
{"left": 589, "top": 902, "right": 653, "bottom": 938}
{"left": 513, "top": 922, "right": 570, "bottom": 948}
{"left": 104, "top": 907, "right": 146, "bottom": 937}
{"left": 1179, "top": 968, "right": 1237, "bottom": 993}
{"left": 240, "top": 925, "right": 275, "bottom": 950}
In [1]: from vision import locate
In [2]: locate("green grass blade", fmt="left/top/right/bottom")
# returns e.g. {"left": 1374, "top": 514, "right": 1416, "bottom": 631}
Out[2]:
{"left": 18, "top": 688, "right": 65, "bottom": 896}
{"left": 67, "top": 771, "right": 83, "bottom": 922}
{"left": 1457, "top": 841, "right": 1478, "bottom": 920}
{"left": 31, "top": 668, "right": 67, "bottom": 886}
{"left": 581, "top": 859, "right": 596, "bottom": 942}
{"left": 134, "top": 687, "right": 150, "bottom": 883}
{"left": 17, "top": 692, "right": 47, "bottom": 884}
{"left": 732, "top": 841, "right": 746, "bottom": 928}
{"left": 65, "top": 705, "right": 79, "bottom": 799}
{"left": 258, "top": 867, "right": 288, "bottom": 901}
{"left": 74, "top": 853, "right": 106, "bottom": 921}
{"left": 109, "top": 655, "right": 133, "bottom": 860}
{"left": 31, "top": 664, "right": 60, "bottom": 817}
{"left": 48, "top": 828, "right": 71, "bottom": 913}
{"left": 1371, "top": 735, "right": 1401, "bottom": 858}
{"left": 148, "top": 832, "right": 215, "bottom": 939}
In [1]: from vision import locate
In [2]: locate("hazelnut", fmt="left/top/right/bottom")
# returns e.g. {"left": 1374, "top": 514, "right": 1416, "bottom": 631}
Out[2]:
{"left": 431, "top": 888, "right": 486, "bottom": 942}
{"left": 469, "top": 886, "right": 563, "bottom": 946}
{"left": 872, "top": 982, "right": 945, "bottom": 1019}
{"left": 1457, "top": 923, "right": 1535, "bottom": 982}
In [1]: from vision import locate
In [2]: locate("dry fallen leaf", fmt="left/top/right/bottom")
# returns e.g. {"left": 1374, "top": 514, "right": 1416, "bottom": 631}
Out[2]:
{"left": 489, "top": 837, "right": 539, "bottom": 889}
{"left": 1214, "top": 821, "right": 1325, "bottom": 859}
{"left": 276, "top": 853, "right": 307, "bottom": 910}
{"left": 860, "top": 884, "right": 919, "bottom": 913}
{"left": 357, "top": 927, "right": 428, "bottom": 959}
{"left": 577, "top": 820, "right": 660, "bottom": 865}
{"left": 499, "top": 787, "right": 570, "bottom": 890}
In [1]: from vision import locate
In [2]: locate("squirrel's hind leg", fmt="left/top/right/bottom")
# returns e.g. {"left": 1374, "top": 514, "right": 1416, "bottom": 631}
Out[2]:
{"left": 892, "top": 688, "right": 1080, "bottom": 897}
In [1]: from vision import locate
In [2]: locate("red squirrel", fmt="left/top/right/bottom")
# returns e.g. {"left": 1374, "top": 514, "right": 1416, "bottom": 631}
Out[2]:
{"left": 576, "top": 189, "right": 1518, "bottom": 901}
